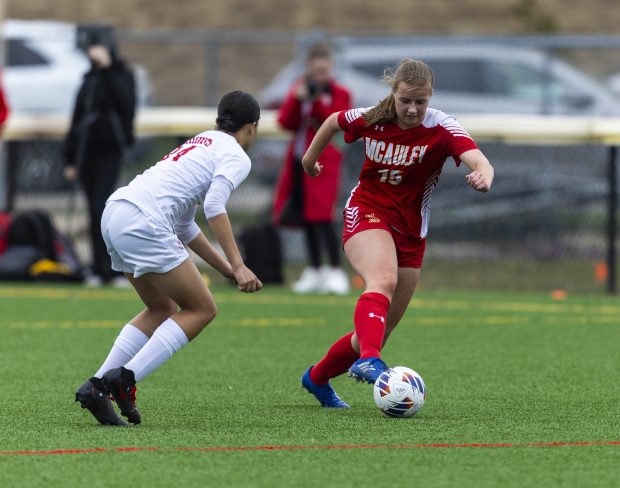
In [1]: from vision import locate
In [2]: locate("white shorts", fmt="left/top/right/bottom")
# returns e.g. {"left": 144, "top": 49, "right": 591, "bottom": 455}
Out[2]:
{"left": 101, "top": 199, "right": 189, "bottom": 278}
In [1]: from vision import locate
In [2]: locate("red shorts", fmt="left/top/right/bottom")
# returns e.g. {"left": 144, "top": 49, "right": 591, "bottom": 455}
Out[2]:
{"left": 342, "top": 206, "right": 426, "bottom": 268}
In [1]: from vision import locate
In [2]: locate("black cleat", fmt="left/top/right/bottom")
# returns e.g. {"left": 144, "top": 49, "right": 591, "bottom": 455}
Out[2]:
{"left": 75, "top": 377, "right": 128, "bottom": 426}
{"left": 102, "top": 367, "right": 141, "bottom": 425}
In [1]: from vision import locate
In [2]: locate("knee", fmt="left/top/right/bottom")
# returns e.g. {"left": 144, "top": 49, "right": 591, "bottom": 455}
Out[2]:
{"left": 147, "top": 299, "right": 178, "bottom": 318}
{"left": 198, "top": 303, "right": 217, "bottom": 325}
{"left": 206, "top": 305, "right": 217, "bottom": 324}
{"left": 367, "top": 272, "right": 398, "bottom": 298}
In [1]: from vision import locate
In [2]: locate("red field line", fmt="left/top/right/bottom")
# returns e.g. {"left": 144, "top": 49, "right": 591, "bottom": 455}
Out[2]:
{"left": 1, "top": 440, "right": 619, "bottom": 456}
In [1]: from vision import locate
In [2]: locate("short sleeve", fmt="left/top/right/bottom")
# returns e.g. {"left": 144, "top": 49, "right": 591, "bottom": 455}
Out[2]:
{"left": 213, "top": 151, "right": 251, "bottom": 189}
{"left": 338, "top": 108, "right": 369, "bottom": 144}
{"left": 440, "top": 116, "right": 478, "bottom": 166}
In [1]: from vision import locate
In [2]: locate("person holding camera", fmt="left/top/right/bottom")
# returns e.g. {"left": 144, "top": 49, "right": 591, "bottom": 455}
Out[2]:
{"left": 272, "top": 42, "right": 352, "bottom": 294}
{"left": 63, "top": 30, "right": 136, "bottom": 287}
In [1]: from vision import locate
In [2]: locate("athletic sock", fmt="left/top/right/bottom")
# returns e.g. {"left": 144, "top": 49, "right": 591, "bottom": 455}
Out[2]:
{"left": 94, "top": 323, "right": 149, "bottom": 378}
{"left": 310, "top": 332, "right": 359, "bottom": 385}
{"left": 354, "top": 292, "right": 390, "bottom": 358}
{"left": 123, "top": 318, "right": 189, "bottom": 382}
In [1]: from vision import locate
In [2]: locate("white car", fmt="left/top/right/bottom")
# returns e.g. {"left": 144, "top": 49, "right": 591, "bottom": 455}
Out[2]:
{"left": 607, "top": 72, "right": 620, "bottom": 99}
{"left": 3, "top": 19, "right": 151, "bottom": 114}
{"left": 259, "top": 42, "right": 620, "bottom": 116}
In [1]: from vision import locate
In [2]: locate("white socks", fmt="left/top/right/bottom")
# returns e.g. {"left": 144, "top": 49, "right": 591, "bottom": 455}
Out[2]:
{"left": 123, "top": 318, "right": 189, "bottom": 382}
{"left": 94, "top": 323, "right": 149, "bottom": 378}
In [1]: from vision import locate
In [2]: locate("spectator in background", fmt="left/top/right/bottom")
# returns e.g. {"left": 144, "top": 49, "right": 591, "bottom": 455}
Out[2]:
{"left": 0, "top": 73, "right": 8, "bottom": 133}
{"left": 0, "top": 73, "right": 9, "bottom": 214}
{"left": 0, "top": 76, "right": 10, "bottom": 254}
{"left": 272, "top": 43, "right": 352, "bottom": 295}
{"left": 63, "top": 30, "right": 136, "bottom": 287}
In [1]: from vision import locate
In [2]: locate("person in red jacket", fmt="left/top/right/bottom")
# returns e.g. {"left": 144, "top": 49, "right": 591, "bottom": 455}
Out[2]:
{"left": 272, "top": 43, "right": 352, "bottom": 294}
{"left": 0, "top": 74, "right": 9, "bottom": 237}
{"left": 0, "top": 75, "right": 8, "bottom": 131}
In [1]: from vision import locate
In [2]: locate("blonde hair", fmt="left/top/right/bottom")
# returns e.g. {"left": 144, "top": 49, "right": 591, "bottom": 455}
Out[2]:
{"left": 363, "top": 58, "right": 434, "bottom": 126}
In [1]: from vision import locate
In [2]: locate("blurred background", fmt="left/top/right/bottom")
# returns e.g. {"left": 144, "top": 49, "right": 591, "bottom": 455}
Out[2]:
{"left": 3, "top": 0, "right": 620, "bottom": 294}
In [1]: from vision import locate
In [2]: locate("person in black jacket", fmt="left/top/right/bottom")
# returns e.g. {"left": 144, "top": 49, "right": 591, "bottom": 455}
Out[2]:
{"left": 63, "top": 35, "right": 136, "bottom": 286}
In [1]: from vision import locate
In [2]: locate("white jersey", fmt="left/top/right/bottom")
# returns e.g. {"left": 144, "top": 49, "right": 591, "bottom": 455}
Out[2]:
{"left": 108, "top": 130, "right": 251, "bottom": 228}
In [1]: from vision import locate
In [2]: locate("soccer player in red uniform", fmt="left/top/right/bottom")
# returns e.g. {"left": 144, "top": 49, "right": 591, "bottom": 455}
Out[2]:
{"left": 300, "top": 59, "right": 494, "bottom": 408}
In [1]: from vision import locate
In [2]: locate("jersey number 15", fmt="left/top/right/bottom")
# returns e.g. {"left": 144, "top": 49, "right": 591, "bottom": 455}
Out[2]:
{"left": 378, "top": 169, "right": 402, "bottom": 185}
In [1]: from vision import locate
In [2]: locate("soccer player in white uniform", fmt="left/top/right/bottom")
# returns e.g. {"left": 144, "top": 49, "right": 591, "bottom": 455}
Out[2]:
{"left": 75, "top": 91, "right": 263, "bottom": 425}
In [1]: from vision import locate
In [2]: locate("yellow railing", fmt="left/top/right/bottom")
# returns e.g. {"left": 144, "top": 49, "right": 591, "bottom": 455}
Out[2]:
{"left": 5, "top": 108, "right": 620, "bottom": 145}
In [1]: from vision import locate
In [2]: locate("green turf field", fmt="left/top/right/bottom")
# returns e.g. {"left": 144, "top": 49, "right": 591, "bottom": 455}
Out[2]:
{"left": 0, "top": 283, "right": 619, "bottom": 487}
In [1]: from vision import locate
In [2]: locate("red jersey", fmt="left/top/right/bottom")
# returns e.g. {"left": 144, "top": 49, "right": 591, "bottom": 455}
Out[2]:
{"left": 338, "top": 107, "right": 478, "bottom": 239}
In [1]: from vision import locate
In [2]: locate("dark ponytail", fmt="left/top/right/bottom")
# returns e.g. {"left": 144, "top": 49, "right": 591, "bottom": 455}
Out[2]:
{"left": 216, "top": 91, "right": 260, "bottom": 132}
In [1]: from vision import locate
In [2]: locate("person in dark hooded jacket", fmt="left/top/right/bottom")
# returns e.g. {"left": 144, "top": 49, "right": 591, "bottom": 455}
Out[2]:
{"left": 63, "top": 37, "right": 136, "bottom": 286}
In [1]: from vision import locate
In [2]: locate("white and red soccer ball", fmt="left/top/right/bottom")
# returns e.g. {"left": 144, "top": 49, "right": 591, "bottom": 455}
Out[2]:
{"left": 373, "top": 366, "right": 426, "bottom": 418}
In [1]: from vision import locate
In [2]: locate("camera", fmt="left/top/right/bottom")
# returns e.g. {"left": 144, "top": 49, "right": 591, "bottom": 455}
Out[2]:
{"left": 306, "top": 80, "right": 331, "bottom": 97}
{"left": 76, "top": 24, "right": 117, "bottom": 52}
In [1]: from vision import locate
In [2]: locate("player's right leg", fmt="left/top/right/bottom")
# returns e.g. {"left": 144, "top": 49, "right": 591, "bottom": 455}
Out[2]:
{"left": 344, "top": 229, "right": 397, "bottom": 384}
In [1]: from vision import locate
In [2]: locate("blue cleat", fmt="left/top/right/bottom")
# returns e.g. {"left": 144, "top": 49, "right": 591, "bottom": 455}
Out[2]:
{"left": 301, "top": 367, "right": 350, "bottom": 408}
{"left": 348, "top": 357, "right": 389, "bottom": 384}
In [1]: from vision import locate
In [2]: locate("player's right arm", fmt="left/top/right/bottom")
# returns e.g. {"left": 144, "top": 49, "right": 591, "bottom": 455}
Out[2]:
{"left": 186, "top": 233, "right": 234, "bottom": 280}
{"left": 301, "top": 111, "right": 342, "bottom": 177}
{"left": 202, "top": 174, "right": 261, "bottom": 293}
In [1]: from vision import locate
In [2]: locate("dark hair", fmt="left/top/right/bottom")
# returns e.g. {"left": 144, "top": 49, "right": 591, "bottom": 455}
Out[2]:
{"left": 77, "top": 24, "right": 118, "bottom": 57}
{"left": 216, "top": 91, "right": 260, "bottom": 132}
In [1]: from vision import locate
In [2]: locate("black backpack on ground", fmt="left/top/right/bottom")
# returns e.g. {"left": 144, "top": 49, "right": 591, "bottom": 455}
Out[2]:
{"left": 238, "top": 223, "right": 284, "bottom": 284}
{"left": 0, "top": 210, "right": 84, "bottom": 282}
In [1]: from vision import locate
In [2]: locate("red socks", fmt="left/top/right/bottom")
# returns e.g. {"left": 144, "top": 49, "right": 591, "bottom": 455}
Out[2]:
{"left": 309, "top": 292, "right": 390, "bottom": 385}
{"left": 310, "top": 332, "right": 358, "bottom": 385}
{"left": 354, "top": 292, "right": 390, "bottom": 358}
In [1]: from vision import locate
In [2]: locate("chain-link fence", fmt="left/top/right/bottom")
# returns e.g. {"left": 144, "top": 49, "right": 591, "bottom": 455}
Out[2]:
{"left": 3, "top": 132, "right": 618, "bottom": 294}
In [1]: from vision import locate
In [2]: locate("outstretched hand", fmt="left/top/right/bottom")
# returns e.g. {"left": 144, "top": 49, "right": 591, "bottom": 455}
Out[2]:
{"left": 465, "top": 171, "right": 491, "bottom": 192}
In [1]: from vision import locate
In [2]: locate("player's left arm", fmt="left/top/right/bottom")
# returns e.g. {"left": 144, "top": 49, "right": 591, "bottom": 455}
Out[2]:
{"left": 460, "top": 149, "right": 494, "bottom": 192}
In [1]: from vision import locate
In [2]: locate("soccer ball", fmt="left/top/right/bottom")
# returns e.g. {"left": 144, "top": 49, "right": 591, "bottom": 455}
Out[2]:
{"left": 373, "top": 366, "right": 426, "bottom": 418}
